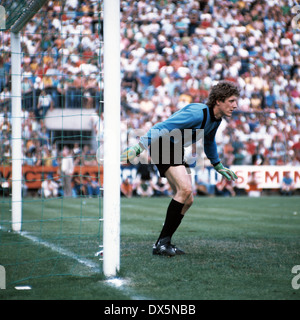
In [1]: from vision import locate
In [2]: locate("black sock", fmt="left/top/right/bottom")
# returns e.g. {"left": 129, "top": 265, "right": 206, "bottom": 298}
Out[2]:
{"left": 156, "top": 199, "right": 185, "bottom": 245}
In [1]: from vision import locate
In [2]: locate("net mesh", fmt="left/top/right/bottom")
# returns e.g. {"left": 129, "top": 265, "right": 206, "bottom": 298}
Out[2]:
{"left": 0, "top": 0, "right": 104, "bottom": 286}
{"left": 0, "top": 0, "right": 49, "bottom": 32}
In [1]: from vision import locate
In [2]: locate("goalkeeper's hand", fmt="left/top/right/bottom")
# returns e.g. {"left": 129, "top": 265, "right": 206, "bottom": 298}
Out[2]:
{"left": 121, "top": 143, "right": 144, "bottom": 163}
{"left": 214, "top": 163, "right": 238, "bottom": 181}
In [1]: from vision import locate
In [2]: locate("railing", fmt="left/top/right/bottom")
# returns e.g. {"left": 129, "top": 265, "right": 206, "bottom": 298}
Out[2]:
{"left": 0, "top": 86, "right": 103, "bottom": 111}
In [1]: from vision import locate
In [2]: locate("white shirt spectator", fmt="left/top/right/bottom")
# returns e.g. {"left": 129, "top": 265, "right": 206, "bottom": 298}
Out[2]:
{"left": 146, "top": 58, "right": 160, "bottom": 75}
{"left": 65, "top": 0, "right": 78, "bottom": 9}
{"left": 42, "top": 179, "right": 58, "bottom": 198}
{"left": 61, "top": 155, "right": 74, "bottom": 176}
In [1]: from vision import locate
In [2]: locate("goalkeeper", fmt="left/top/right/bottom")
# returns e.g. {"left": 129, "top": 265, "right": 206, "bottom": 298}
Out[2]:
{"left": 121, "top": 81, "right": 240, "bottom": 256}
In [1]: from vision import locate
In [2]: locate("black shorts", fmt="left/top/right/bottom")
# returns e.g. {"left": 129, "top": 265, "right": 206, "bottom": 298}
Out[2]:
{"left": 149, "top": 138, "right": 189, "bottom": 177}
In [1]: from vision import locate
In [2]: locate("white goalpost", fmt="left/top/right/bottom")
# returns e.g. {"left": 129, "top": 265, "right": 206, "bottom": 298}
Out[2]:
{"left": 8, "top": 0, "right": 49, "bottom": 231}
{"left": 11, "top": 31, "right": 22, "bottom": 232}
{"left": 102, "top": 0, "right": 121, "bottom": 277}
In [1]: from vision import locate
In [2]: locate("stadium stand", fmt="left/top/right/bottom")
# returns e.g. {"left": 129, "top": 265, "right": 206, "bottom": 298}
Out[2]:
{"left": 0, "top": 0, "right": 299, "bottom": 196}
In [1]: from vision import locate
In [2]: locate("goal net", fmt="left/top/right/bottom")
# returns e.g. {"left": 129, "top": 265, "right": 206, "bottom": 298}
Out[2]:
{"left": 0, "top": 0, "right": 120, "bottom": 286}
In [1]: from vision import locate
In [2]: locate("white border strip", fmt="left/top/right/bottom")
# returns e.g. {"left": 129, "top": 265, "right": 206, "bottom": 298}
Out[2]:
{"left": 20, "top": 231, "right": 100, "bottom": 273}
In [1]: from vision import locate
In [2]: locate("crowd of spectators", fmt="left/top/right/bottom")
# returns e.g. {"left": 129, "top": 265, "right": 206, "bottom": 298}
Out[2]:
{"left": 0, "top": 0, "right": 300, "bottom": 197}
{"left": 0, "top": 0, "right": 102, "bottom": 172}
{"left": 118, "top": 0, "right": 300, "bottom": 168}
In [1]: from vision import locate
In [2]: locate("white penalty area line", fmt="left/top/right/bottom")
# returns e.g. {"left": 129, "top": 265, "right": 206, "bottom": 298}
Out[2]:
{"left": 2, "top": 227, "right": 99, "bottom": 272}
{"left": 19, "top": 231, "right": 100, "bottom": 273}
{"left": 20, "top": 231, "right": 150, "bottom": 300}
{"left": 1, "top": 226, "right": 149, "bottom": 300}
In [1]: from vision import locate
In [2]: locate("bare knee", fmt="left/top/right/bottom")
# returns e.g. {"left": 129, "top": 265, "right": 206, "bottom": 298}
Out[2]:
{"left": 176, "top": 186, "right": 193, "bottom": 204}
{"left": 186, "top": 193, "right": 194, "bottom": 207}
{"left": 180, "top": 192, "right": 194, "bottom": 216}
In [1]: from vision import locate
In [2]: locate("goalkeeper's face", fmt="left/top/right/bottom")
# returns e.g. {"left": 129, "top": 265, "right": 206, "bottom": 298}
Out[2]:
{"left": 215, "top": 95, "right": 238, "bottom": 118}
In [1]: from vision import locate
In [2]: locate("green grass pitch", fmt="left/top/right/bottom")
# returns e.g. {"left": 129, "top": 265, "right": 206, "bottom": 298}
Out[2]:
{"left": 0, "top": 196, "right": 299, "bottom": 300}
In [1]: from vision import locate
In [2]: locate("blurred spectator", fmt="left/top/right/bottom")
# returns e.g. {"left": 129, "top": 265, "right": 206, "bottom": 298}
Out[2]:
{"left": 22, "top": 77, "right": 34, "bottom": 110}
{"left": 245, "top": 172, "right": 262, "bottom": 197}
{"left": 280, "top": 172, "right": 295, "bottom": 196}
{"left": 195, "top": 178, "right": 209, "bottom": 196}
{"left": 122, "top": 71, "right": 138, "bottom": 91}
{"left": 61, "top": 146, "right": 74, "bottom": 197}
{"left": 136, "top": 179, "right": 154, "bottom": 197}
{"left": 39, "top": 126, "right": 50, "bottom": 147}
{"left": 0, "top": 87, "right": 10, "bottom": 104}
{"left": 0, "top": 172, "right": 10, "bottom": 196}
{"left": 265, "top": 89, "right": 278, "bottom": 109}
{"left": 2, "top": 145, "right": 11, "bottom": 165}
{"left": 72, "top": 173, "right": 86, "bottom": 197}
{"left": 292, "top": 138, "right": 300, "bottom": 163}
{"left": 84, "top": 175, "right": 100, "bottom": 197}
{"left": 0, "top": 114, "right": 10, "bottom": 135}
{"left": 0, "top": 57, "right": 7, "bottom": 93}
{"left": 233, "top": 148, "right": 246, "bottom": 165}
{"left": 22, "top": 175, "right": 28, "bottom": 197}
{"left": 23, "top": 151, "right": 36, "bottom": 166}
{"left": 215, "top": 176, "right": 236, "bottom": 197}
{"left": 223, "top": 142, "right": 235, "bottom": 167}
{"left": 81, "top": 144, "right": 97, "bottom": 166}
{"left": 41, "top": 175, "right": 59, "bottom": 198}
{"left": 252, "top": 141, "right": 267, "bottom": 165}
{"left": 135, "top": 160, "right": 156, "bottom": 197}
{"left": 42, "top": 146, "right": 53, "bottom": 167}
{"left": 35, "top": 90, "right": 54, "bottom": 122}
{"left": 192, "top": 165, "right": 212, "bottom": 195}
{"left": 152, "top": 177, "right": 171, "bottom": 197}
{"left": 120, "top": 177, "right": 133, "bottom": 198}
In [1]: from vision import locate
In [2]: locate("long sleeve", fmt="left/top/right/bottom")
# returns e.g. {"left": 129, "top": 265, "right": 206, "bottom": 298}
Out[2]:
{"left": 61, "top": 157, "right": 74, "bottom": 175}
{"left": 139, "top": 104, "right": 205, "bottom": 149}
{"left": 139, "top": 103, "right": 221, "bottom": 165}
{"left": 204, "top": 126, "right": 220, "bottom": 165}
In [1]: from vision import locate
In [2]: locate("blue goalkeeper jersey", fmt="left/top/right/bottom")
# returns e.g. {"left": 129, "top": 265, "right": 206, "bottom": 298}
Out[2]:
{"left": 139, "top": 103, "right": 222, "bottom": 165}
